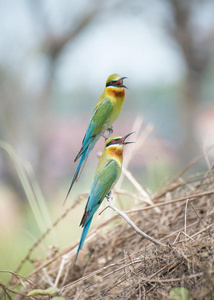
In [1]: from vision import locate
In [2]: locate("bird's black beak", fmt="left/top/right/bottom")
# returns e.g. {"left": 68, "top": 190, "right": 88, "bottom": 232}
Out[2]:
{"left": 114, "top": 77, "right": 128, "bottom": 89}
{"left": 121, "top": 131, "right": 135, "bottom": 144}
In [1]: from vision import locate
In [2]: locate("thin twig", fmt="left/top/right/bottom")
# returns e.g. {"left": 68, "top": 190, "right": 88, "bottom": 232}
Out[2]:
{"left": 154, "top": 144, "right": 214, "bottom": 199}
{"left": 176, "top": 223, "right": 214, "bottom": 243}
{"left": 189, "top": 201, "right": 207, "bottom": 228}
{"left": 184, "top": 199, "right": 189, "bottom": 242}
{"left": 142, "top": 270, "right": 214, "bottom": 283}
{"left": 116, "top": 116, "right": 144, "bottom": 189}
{"left": 127, "top": 190, "right": 214, "bottom": 214}
{"left": 61, "top": 262, "right": 120, "bottom": 292}
{"left": 106, "top": 196, "right": 166, "bottom": 247}
{"left": 122, "top": 168, "right": 160, "bottom": 213}
{"left": 194, "top": 163, "right": 214, "bottom": 192}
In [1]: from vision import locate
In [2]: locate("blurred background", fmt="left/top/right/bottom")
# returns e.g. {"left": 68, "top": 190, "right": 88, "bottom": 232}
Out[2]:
{"left": 0, "top": 0, "right": 214, "bottom": 282}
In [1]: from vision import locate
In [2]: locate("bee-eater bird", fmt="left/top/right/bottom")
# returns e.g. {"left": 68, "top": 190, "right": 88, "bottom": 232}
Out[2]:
{"left": 64, "top": 73, "right": 127, "bottom": 204}
{"left": 74, "top": 132, "right": 134, "bottom": 263}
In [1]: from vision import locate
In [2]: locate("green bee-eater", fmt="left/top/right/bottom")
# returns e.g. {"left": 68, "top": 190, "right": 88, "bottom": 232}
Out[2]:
{"left": 65, "top": 73, "right": 127, "bottom": 203}
{"left": 74, "top": 132, "right": 134, "bottom": 263}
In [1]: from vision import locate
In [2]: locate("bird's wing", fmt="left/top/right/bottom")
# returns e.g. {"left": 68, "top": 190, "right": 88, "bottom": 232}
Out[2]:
{"left": 80, "top": 160, "right": 119, "bottom": 227}
{"left": 75, "top": 98, "right": 113, "bottom": 161}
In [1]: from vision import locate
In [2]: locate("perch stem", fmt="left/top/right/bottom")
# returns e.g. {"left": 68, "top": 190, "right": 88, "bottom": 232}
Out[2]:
{"left": 106, "top": 195, "right": 166, "bottom": 247}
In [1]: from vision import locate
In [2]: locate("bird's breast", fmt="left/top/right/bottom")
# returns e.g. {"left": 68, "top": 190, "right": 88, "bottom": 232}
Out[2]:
{"left": 107, "top": 147, "right": 123, "bottom": 162}
{"left": 107, "top": 87, "right": 125, "bottom": 99}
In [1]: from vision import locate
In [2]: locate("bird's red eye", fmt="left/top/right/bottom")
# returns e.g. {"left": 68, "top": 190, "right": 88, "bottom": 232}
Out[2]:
{"left": 106, "top": 139, "right": 116, "bottom": 147}
{"left": 106, "top": 80, "right": 115, "bottom": 87}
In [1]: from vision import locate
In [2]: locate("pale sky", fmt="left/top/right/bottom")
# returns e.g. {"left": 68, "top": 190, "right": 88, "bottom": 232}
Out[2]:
{"left": 57, "top": 16, "right": 185, "bottom": 92}
{"left": 0, "top": 0, "right": 213, "bottom": 94}
{"left": 0, "top": 0, "right": 186, "bottom": 96}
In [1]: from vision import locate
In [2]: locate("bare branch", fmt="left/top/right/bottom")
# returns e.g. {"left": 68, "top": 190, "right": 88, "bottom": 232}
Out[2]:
{"left": 106, "top": 195, "right": 166, "bottom": 248}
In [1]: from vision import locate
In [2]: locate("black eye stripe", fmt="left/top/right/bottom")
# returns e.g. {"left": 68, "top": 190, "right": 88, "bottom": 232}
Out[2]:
{"left": 106, "top": 139, "right": 115, "bottom": 147}
{"left": 106, "top": 138, "right": 121, "bottom": 147}
{"left": 106, "top": 80, "right": 116, "bottom": 87}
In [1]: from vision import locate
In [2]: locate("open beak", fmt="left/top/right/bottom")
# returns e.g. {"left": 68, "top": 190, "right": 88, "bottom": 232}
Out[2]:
{"left": 114, "top": 76, "right": 127, "bottom": 89}
{"left": 121, "top": 132, "right": 135, "bottom": 144}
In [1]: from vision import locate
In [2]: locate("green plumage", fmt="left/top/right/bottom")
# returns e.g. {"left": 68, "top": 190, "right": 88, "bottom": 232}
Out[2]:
{"left": 64, "top": 74, "right": 126, "bottom": 203}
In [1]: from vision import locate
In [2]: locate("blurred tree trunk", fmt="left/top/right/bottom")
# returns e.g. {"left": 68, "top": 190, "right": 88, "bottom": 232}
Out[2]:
{"left": 167, "top": 0, "right": 214, "bottom": 162}
{"left": 181, "top": 71, "right": 200, "bottom": 159}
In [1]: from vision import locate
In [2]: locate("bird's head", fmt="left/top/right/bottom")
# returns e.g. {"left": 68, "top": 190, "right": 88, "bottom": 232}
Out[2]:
{"left": 105, "top": 132, "right": 134, "bottom": 158}
{"left": 106, "top": 73, "right": 127, "bottom": 89}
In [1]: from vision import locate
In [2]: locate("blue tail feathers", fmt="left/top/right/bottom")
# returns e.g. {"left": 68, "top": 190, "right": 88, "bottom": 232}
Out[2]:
{"left": 63, "top": 152, "right": 87, "bottom": 205}
{"left": 63, "top": 137, "right": 99, "bottom": 205}
{"left": 74, "top": 217, "right": 93, "bottom": 264}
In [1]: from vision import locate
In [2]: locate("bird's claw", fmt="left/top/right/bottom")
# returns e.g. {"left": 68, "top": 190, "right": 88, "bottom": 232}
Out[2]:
{"left": 106, "top": 191, "right": 112, "bottom": 201}
{"left": 100, "top": 132, "right": 109, "bottom": 140}
{"left": 100, "top": 126, "right": 114, "bottom": 140}
{"left": 107, "top": 126, "right": 113, "bottom": 135}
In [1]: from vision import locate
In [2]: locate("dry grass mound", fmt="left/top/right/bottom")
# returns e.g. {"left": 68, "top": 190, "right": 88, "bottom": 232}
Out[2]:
{"left": 1, "top": 156, "right": 213, "bottom": 300}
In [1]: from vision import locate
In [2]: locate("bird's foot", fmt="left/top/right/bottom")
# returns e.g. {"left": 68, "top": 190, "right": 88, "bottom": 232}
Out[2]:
{"left": 100, "top": 132, "right": 109, "bottom": 140}
{"left": 99, "top": 191, "right": 112, "bottom": 215}
{"left": 107, "top": 125, "right": 113, "bottom": 136}
{"left": 100, "top": 126, "right": 114, "bottom": 140}
{"left": 106, "top": 191, "right": 112, "bottom": 201}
